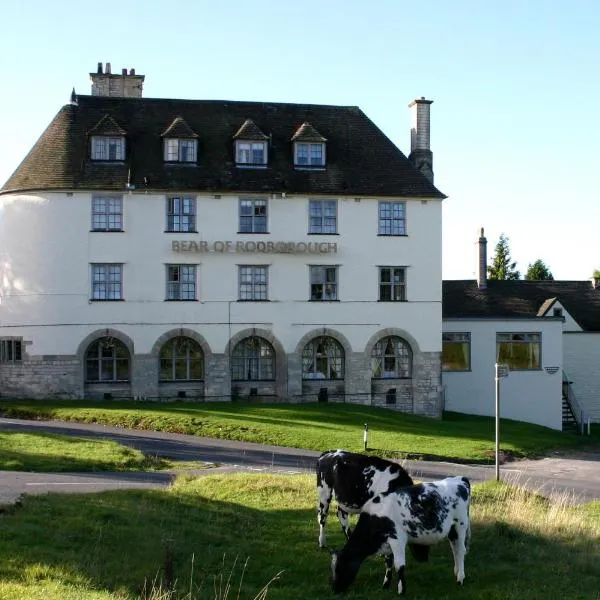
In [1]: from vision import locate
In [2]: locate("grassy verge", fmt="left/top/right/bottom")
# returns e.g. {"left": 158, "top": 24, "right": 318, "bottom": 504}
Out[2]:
{"left": 1, "top": 399, "right": 598, "bottom": 463}
{"left": 0, "top": 431, "right": 210, "bottom": 472}
{"left": 0, "top": 473, "right": 598, "bottom": 600}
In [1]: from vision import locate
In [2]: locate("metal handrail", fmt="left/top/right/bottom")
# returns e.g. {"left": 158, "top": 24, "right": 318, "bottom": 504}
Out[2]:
{"left": 562, "top": 370, "right": 586, "bottom": 435}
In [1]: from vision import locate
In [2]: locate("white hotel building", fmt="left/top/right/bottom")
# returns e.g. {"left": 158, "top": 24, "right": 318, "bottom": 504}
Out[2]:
{"left": 0, "top": 64, "right": 446, "bottom": 415}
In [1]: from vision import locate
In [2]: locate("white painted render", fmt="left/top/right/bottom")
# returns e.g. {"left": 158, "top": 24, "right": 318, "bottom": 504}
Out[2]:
{"left": 0, "top": 191, "right": 442, "bottom": 355}
{"left": 442, "top": 319, "right": 563, "bottom": 430}
{"left": 539, "top": 300, "right": 583, "bottom": 332}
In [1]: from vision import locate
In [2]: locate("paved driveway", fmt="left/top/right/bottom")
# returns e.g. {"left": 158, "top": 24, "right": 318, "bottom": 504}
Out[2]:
{"left": 1, "top": 418, "right": 599, "bottom": 505}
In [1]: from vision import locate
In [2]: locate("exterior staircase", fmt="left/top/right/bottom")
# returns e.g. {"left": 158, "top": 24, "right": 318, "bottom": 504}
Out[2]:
{"left": 562, "top": 373, "right": 584, "bottom": 434}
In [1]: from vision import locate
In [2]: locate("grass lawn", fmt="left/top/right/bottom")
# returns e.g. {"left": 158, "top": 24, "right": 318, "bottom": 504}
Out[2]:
{"left": 1, "top": 399, "right": 598, "bottom": 463}
{"left": 0, "top": 473, "right": 598, "bottom": 600}
{"left": 0, "top": 431, "right": 209, "bottom": 473}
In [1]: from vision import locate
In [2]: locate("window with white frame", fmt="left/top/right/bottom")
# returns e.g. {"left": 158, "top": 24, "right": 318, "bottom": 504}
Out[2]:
{"left": 166, "top": 196, "right": 196, "bottom": 232}
{"left": 310, "top": 265, "right": 338, "bottom": 300}
{"left": 85, "top": 337, "right": 130, "bottom": 382}
{"left": 91, "top": 264, "right": 123, "bottom": 300}
{"left": 166, "top": 265, "right": 197, "bottom": 300}
{"left": 302, "top": 336, "right": 344, "bottom": 379}
{"left": 294, "top": 142, "right": 325, "bottom": 167}
{"left": 442, "top": 333, "right": 471, "bottom": 371}
{"left": 496, "top": 333, "right": 541, "bottom": 370}
{"left": 236, "top": 141, "right": 267, "bottom": 165}
{"left": 379, "top": 267, "right": 406, "bottom": 301}
{"left": 0, "top": 338, "right": 22, "bottom": 363}
{"left": 159, "top": 337, "right": 204, "bottom": 381}
{"left": 231, "top": 337, "right": 275, "bottom": 381}
{"left": 91, "top": 136, "right": 125, "bottom": 161}
{"left": 164, "top": 138, "right": 197, "bottom": 163}
{"left": 309, "top": 199, "right": 337, "bottom": 234}
{"left": 378, "top": 201, "right": 406, "bottom": 235}
{"left": 238, "top": 265, "right": 268, "bottom": 301}
{"left": 371, "top": 336, "right": 412, "bottom": 378}
{"left": 239, "top": 198, "right": 268, "bottom": 233}
{"left": 92, "top": 195, "right": 123, "bottom": 231}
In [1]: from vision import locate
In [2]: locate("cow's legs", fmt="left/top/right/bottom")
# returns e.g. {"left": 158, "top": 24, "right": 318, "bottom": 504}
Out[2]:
{"left": 382, "top": 552, "right": 394, "bottom": 589}
{"left": 317, "top": 482, "right": 333, "bottom": 548}
{"left": 448, "top": 523, "right": 467, "bottom": 584}
{"left": 336, "top": 507, "right": 351, "bottom": 539}
{"left": 386, "top": 538, "right": 407, "bottom": 595}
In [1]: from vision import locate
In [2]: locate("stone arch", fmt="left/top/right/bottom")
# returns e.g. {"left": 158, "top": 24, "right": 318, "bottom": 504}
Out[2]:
{"left": 294, "top": 327, "right": 353, "bottom": 357}
{"left": 76, "top": 328, "right": 134, "bottom": 360}
{"left": 363, "top": 327, "right": 420, "bottom": 358}
{"left": 224, "top": 327, "right": 285, "bottom": 359}
{"left": 150, "top": 328, "right": 212, "bottom": 359}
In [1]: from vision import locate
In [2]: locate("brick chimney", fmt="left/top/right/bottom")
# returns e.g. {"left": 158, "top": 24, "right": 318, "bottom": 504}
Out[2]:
{"left": 408, "top": 97, "right": 434, "bottom": 183}
{"left": 477, "top": 227, "right": 487, "bottom": 289}
{"left": 90, "top": 62, "right": 145, "bottom": 98}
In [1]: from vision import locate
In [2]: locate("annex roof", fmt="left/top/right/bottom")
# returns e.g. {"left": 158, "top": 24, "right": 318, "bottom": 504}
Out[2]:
{"left": 1, "top": 95, "right": 446, "bottom": 198}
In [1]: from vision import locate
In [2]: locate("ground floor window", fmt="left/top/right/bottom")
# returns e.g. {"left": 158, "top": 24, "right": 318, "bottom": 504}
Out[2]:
{"left": 371, "top": 336, "right": 411, "bottom": 378}
{"left": 496, "top": 332, "right": 541, "bottom": 370}
{"left": 302, "top": 336, "right": 344, "bottom": 379}
{"left": 442, "top": 332, "right": 471, "bottom": 371}
{"left": 231, "top": 336, "right": 275, "bottom": 380}
{"left": 0, "top": 338, "right": 22, "bottom": 363}
{"left": 160, "top": 336, "right": 204, "bottom": 380}
{"left": 85, "top": 337, "right": 130, "bottom": 382}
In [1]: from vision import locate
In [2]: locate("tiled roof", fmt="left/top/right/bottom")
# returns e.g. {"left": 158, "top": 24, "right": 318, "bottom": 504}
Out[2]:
{"left": 161, "top": 116, "right": 198, "bottom": 138}
{"left": 291, "top": 122, "right": 327, "bottom": 142}
{"left": 443, "top": 280, "right": 600, "bottom": 331}
{"left": 1, "top": 95, "right": 446, "bottom": 198}
{"left": 233, "top": 118, "right": 268, "bottom": 141}
{"left": 88, "top": 114, "right": 127, "bottom": 136}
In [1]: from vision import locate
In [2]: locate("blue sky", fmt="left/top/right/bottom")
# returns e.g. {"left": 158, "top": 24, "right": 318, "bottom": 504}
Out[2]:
{"left": 1, "top": 0, "right": 598, "bottom": 280}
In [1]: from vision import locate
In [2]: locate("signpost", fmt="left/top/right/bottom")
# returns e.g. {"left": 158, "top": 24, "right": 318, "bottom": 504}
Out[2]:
{"left": 495, "top": 363, "right": 509, "bottom": 481}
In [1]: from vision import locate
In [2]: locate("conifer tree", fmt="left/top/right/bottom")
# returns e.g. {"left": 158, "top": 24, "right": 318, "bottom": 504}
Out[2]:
{"left": 488, "top": 234, "right": 520, "bottom": 280}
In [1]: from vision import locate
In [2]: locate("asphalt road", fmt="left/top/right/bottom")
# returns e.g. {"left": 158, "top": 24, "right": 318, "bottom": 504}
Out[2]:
{"left": 1, "top": 417, "right": 599, "bottom": 505}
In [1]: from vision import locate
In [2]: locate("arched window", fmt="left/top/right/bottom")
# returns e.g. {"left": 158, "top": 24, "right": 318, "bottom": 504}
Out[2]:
{"left": 231, "top": 337, "right": 274, "bottom": 381}
{"left": 302, "top": 336, "right": 344, "bottom": 380}
{"left": 85, "top": 337, "right": 130, "bottom": 382}
{"left": 160, "top": 337, "right": 204, "bottom": 381}
{"left": 371, "top": 336, "right": 412, "bottom": 378}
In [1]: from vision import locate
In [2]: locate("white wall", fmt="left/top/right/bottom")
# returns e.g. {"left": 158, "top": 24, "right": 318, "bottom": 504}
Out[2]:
{"left": 563, "top": 332, "right": 600, "bottom": 422}
{"left": 442, "top": 319, "right": 563, "bottom": 430}
{"left": 0, "top": 191, "right": 442, "bottom": 355}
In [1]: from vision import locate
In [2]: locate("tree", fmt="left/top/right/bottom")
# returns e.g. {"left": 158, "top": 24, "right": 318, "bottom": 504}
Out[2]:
{"left": 594, "top": 269, "right": 600, "bottom": 278}
{"left": 525, "top": 259, "right": 554, "bottom": 281}
{"left": 487, "top": 234, "right": 520, "bottom": 280}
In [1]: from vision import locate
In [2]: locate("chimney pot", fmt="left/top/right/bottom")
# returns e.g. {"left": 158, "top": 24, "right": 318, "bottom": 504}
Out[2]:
{"left": 122, "top": 68, "right": 127, "bottom": 75}
{"left": 130, "top": 68, "right": 135, "bottom": 75}
{"left": 97, "top": 62, "right": 103, "bottom": 74}
{"left": 106, "top": 62, "right": 111, "bottom": 74}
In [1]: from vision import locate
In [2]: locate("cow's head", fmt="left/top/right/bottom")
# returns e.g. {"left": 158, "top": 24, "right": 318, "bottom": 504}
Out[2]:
{"left": 330, "top": 549, "right": 361, "bottom": 594}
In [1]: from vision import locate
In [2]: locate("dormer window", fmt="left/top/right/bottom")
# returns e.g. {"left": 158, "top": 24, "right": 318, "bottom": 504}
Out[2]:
{"left": 236, "top": 141, "right": 267, "bottom": 166}
{"left": 164, "top": 138, "right": 197, "bottom": 163}
{"left": 233, "top": 119, "right": 268, "bottom": 168}
{"left": 91, "top": 136, "right": 125, "bottom": 161}
{"left": 291, "top": 122, "right": 327, "bottom": 169}
{"left": 161, "top": 117, "right": 199, "bottom": 164}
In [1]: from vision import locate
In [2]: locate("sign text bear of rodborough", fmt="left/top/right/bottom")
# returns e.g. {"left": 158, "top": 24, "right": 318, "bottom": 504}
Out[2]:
{"left": 171, "top": 240, "right": 338, "bottom": 254}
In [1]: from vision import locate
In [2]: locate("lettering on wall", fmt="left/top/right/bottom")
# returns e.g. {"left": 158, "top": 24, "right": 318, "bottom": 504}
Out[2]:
{"left": 171, "top": 240, "right": 339, "bottom": 254}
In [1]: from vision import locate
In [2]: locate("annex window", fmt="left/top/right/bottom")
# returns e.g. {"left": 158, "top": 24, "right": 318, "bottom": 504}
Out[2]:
{"left": 166, "top": 265, "right": 197, "bottom": 301}
{"left": 239, "top": 265, "right": 268, "bottom": 301}
{"left": 371, "top": 336, "right": 412, "bottom": 378}
{"left": 231, "top": 337, "right": 275, "bottom": 381}
{"left": 239, "top": 198, "right": 268, "bottom": 233}
{"left": 85, "top": 337, "right": 130, "bottom": 382}
{"left": 309, "top": 199, "right": 337, "bottom": 234}
{"left": 294, "top": 142, "right": 325, "bottom": 167}
{"left": 91, "top": 136, "right": 125, "bottom": 161}
{"left": 166, "top": 196, "right": 196, "bottom": 232}
{"left": 378, "top": 201, "right": 406, "bottom": 236}
{"left": 442, "top": 333, "right": 471, "bottom": 371}
{"left": 91, "top": 264, "right": 123, "bottom": 300}
{"left": 379, "top": 267, "right": 406, "bottom": 301}
{"left": 310, "top": 266, "right": 338, "bottom": 301}
{"left": 236, "top": 141, "right": 267, "bottom": 166}
{"left": 0, "top": 338, "right": 23, "bottom": 363}
{"left": 92, "top": 195, "right": 123, "bottom": 231}
{"left": 496, "top": 333, "right": 541, "bottom": 370}
{"left": 164, "top": 138, "right": 197, "bottom": 163}
{"left": 159, "top": 337, "right": 204, "bottom": 381}
{"left": 302, "top": 336, "right": 344, "bottom": 380}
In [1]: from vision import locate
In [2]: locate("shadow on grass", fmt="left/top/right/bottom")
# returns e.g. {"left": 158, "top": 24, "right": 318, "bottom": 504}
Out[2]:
{"left": 0, "top": 475, "right": 598, "bottom": 600}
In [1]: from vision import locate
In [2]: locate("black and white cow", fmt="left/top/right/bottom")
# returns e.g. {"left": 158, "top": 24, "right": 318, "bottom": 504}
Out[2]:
{"left": 330, "top": 476, "right": 471, "bottom": 595}
{"left": 316, "top": 449, "right": 428, "bottom": 563}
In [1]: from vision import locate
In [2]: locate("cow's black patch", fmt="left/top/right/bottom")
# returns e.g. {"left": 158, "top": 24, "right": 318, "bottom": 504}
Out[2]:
{"left": 455, "top": 483, "right": 469, "bottom": 502}
{"left": 404, "top": 484, "right": 449, "bottom": 534}
{"left": 373, "top": 496, "right": 381, "bottom": 504}
{"left": 448, "top": 524, "right": 458, "bottom": 542}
